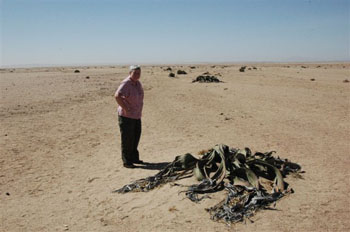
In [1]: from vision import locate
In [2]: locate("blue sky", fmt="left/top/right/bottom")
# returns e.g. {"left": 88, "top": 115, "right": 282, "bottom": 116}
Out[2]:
{"left": 1, "top": 0, "right": 349, "bottom": 67}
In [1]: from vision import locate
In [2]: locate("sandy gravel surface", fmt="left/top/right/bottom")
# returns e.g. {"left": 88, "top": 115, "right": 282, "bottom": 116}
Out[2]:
{"left": 1, "top": 63, "right": 349, "bottom": 231}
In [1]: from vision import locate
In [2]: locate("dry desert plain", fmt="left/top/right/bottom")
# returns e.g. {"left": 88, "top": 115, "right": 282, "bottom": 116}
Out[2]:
{"left": 1, "top": 63, "right": 349, "bottom": 231}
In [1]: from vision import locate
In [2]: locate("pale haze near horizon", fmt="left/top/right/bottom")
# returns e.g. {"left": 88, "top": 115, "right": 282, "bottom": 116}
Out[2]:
{"left": 1, "top": 0, "right": 349, "bottom": 67}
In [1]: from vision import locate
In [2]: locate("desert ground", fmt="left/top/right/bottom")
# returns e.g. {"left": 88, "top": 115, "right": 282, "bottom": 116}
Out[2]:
{"left": 1, "top": 63, "right": 349, "bottom": 231}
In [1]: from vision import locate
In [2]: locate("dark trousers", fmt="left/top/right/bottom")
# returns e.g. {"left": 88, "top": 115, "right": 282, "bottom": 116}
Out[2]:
{"left": 118, "top": 115, "right": 141, "bottom": 165}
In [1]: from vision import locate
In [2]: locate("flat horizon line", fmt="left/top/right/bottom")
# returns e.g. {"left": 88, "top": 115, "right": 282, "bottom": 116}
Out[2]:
{"left": 1, "top": 60, "right": 350, "bottom": 69}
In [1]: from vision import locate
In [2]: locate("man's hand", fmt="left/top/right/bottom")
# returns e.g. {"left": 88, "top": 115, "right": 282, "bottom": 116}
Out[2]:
{"left": 115, "top": 94, "right": 130, "bottom": 113}
{"left": 123, "top": 107, "right": 130, "bottom": 113}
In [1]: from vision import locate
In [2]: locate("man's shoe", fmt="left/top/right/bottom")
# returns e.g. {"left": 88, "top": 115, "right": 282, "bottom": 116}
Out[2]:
{"left": 133, "top": 160, "right": 144, "bottom": 164}
{"left": 123, "top": 163, "right": 136, "bottom": 168}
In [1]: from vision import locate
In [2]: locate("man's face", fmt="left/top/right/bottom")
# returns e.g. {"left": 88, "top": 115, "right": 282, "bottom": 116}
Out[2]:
{"left": 130, "top": 69, "right": 141, "bottom": 81}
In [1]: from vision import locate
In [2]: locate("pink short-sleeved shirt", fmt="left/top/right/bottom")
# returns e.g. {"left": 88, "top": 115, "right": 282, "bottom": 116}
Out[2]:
{"left": 115, "top": 76, "right": 144, "bottom": 119}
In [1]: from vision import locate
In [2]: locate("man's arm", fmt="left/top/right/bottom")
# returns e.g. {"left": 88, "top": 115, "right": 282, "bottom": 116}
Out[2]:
{"left": 115, "top": 93, "right": 130, "bottom": 112}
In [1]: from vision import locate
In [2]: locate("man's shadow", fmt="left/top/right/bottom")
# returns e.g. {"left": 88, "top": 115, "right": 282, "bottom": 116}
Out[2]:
{"left": 134, "top": 162, "right": 170, "bottom": 170}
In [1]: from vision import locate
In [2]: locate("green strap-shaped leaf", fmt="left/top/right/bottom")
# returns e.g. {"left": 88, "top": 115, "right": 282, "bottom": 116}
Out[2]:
{"left": 233, "top": 176, "right": 253, "bottom": 187}
{"left": 174, "top": 153, "right": 198, "bottom": 169}
{"left": 244, "top": 167, "right": 260, "bottom": 189}
{"left": 194, "top": 144, "right": 227, "bottom": 185}
{"left": 194, "top": 160, "right": 207, "bottom": 181}
{"left": 249, "top": 159, "right": 285, "bottom": 192}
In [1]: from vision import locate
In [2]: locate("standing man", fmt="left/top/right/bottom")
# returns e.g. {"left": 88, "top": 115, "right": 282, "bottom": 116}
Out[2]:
{"left": 115, "top": 65, "right": 144, "bottom": 168}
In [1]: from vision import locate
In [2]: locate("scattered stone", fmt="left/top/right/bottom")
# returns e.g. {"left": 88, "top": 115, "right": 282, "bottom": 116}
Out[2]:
{"left": 211, "top": 65, "right": 216, "bottom": 68}
{"left": 343, "top": 79, "right": 349, "bottom": 83}
{"left": 239, "top": 66, "right": 247, "bottom": 72}
{"left": 177, "top": 70, "right": 187, "bottom": 75}
{"left": 74, "top": 70, "right": 80, "bottom": 73}
{"left": 224, "top": 88, "right": 228, "bottom": 90}
{"left": 190, "top": 66, "right": 196, "bottom": 69}
{"left": 85, "top": 76, "right": 90, "bottom": 79}
{"left": 192, "top": 75, "right": 221, "bottom": 83}
{"left": 5, "top": 134, "right": 7, "bottom": 136}
{"left": 202, "top": 72, "right": 210, "bottom": 75}
{"left": 310, "top": 78, "right": 315, "bottom": 81}
{"left": 248, "top": 68, "right": 251, "bottom": 70}
{"left": 168, "top": 73, "right": 175, "bottom": 77}
{"left": 6, "top": 192, "right": 10, "bottom": 196}
{"left": 120, "top": 216, "right": 129, "bottom": 220}
{"left": 169, "top": 206, "right": 178, "bottom": 212}
{"left": 87, "top": 177, "right": 99, "bottom": 183}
